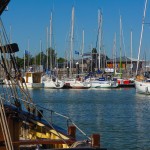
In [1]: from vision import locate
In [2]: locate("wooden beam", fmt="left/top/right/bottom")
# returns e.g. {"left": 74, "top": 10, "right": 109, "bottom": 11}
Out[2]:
{"left": 12, "top": 139, "right": 76, "bottom": 146}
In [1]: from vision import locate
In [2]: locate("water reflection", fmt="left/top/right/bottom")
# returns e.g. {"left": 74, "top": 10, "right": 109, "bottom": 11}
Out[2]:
{"left": 27, "top": 88, "right": 150, "bottom": 150}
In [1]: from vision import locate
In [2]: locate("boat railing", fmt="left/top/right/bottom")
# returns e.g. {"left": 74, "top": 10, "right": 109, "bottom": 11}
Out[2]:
{"left": 0, "top": 94, "right": 72, "bottom": 147}
{"left": 0, "top": 93, "right": 91, "bottom": 141}
{"left": 36, "top": 104, "right": 91, "bottom": 141}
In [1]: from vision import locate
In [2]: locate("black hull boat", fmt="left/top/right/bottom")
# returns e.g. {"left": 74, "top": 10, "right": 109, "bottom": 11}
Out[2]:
{"left": 0, "top": 1, "right": 106, "bottom": 150}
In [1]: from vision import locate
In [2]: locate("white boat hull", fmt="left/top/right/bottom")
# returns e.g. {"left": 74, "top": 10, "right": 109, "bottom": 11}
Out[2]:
{"left": 91, "top": 80, "right": 118, "bottom": 88}
{"left": 135, "top": 80, "right": 150, "bottom": 94}
{"left": 42, "top": 75, "right": 64, "bottom": 89}
{"left": 43, "top": 80, "right": 64, "bottom": 89}
{"left": 64, "top": 78, "right": 91, "bottom": 89}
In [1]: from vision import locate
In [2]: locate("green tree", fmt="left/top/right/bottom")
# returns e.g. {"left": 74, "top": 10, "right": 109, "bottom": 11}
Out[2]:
{"left": 16, "top": 56, "right": 24, "bottom": 69}
{"left": 57, "top": 57, "right": 65, "bottom": 63}
{"left": 91, "top": 48, "right": 97, "bottom": 72}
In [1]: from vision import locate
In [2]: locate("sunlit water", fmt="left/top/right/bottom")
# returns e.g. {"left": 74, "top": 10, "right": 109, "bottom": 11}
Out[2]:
{"left": 28, "top": 87, "right": 150, "bottom": 150}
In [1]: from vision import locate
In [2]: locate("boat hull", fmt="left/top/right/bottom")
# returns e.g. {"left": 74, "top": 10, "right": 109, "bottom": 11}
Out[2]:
{"left": 43, "top": 81, "right": 64, "bottom": 89}
{"left": 135, "top": 80, "right": 150, "bottom": 94}
{"left": 91, "top": 80, "right": 118, "bottom": 88}
{"left": 64, "top": 78, "right": 91, "bottom": 89}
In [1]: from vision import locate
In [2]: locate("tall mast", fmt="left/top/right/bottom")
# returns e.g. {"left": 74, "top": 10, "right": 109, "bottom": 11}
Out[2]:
{"left": 27, "top": 38, "right": 30, "bottom": 69}
{"left": 9, "top": 25, "right": 12, "bottom": 44}
{"left": 50, "top": 12, "right": 53, "bottom": 70}
{"left": 82, "top": 30, "right": 84, "bottom": 73}
{"left": 136, "top": 0, "right": 148, "bottom": 75}
{"left": 98, "top": 9, "right": 102, "bottom": 70}
{"left": 119, "top": 15, "right": 122, "bottom": 78}
{"left": 91, "top": 44, "right": 93, "bottom": 72}
{"left": 113, "top": 33, "right": 116, "bottom": 70}
{"left": 23, "top": 29, "right": 25, "bottom": 72}
{"left": 34, "top": 48, "right": 37, "bottom": 68}
{"left": 130, "top": 30, "right": 133, "bottom": 75}
{"left": 70, "top": 6, "right": 74, "bottom": 76}
{"left": 46, "top": 27, "right": 49, "bottom": 71}
{"left": 40, "top": 39, "right": 42, "bottom": 67}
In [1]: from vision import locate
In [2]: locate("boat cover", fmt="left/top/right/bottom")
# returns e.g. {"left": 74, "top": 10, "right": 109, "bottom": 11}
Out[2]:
{"left": 0, "top": 0, "right": 10, "bottom": 15}
{"left": 0, "top": 43, "right": 19, "bottom": 53}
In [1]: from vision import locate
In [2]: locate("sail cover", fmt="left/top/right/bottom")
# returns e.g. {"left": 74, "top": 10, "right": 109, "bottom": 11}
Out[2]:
{"left": 0, "top": 0, "right": 10, "bottom": 15}
{"left": 0, "top": 43, "right": 19, "bottom": 53}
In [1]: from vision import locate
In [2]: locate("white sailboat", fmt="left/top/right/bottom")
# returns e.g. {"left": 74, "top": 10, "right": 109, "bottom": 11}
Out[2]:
{"left": 134, "top": 0, "right": 150, "bottom": 94}
{"left": 42, "top": 74, "right": 64, "bottom": 89}
{"left": 42, "top": 12, "right": 64, "bottom": 89}
{"left": 63, "top": 6, "right": 91, "bottom": 89}
{"left": 86, "top": 10, "right": 118, "bottom": 88}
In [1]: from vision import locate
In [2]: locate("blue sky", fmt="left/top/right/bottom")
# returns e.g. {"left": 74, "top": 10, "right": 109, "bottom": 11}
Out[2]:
{"left": 1, "top": 0, "right": 150, "bottom": 60}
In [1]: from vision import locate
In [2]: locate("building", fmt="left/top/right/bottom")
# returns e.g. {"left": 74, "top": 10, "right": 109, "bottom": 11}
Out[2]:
{"left": 106, "top": 56, "right": 143, "bottom": 72}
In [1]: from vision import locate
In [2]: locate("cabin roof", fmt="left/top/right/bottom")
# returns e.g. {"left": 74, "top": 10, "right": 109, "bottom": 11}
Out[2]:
{"left": 107, "top": 56, "right": 139, "bottom": 63}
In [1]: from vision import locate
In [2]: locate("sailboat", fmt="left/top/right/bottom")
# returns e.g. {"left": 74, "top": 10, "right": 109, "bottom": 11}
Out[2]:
{"left": 42, "top": 12, "right": 64, "bottom": 89}
{"left": 112, "top": 15, "right": 135, "bottom": 88}
{"left": 0, "top": 1, "right": 106, "bottom": 149}
{"left": 134, "top": 0, "right": 150, "bottom": 94}
{"left": 86, "top": 10, "right": 118, "bottom": 89}
{"left": 63, "top": 6, "right": 91, "bottom": 89}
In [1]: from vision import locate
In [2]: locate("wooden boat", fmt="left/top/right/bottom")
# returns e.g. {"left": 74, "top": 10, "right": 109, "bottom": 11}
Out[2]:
{"left": 0, "top": 1, "right": 106, "bottom": 150}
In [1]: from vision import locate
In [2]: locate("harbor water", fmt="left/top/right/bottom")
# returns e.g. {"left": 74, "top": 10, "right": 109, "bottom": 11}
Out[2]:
{"left": 29, "top": 87, "right": 150, "bottom": 150}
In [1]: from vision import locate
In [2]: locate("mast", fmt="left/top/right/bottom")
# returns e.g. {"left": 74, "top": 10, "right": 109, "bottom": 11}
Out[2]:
{"left": 50, "top": 12, "right": 53, "bottom": 71}
{"left": 34, "top": 49, "right": 37, "bottom": 69}
{"left": 82, "top": 30, "right": 84, "bottom": 73}
{"left": 119, "top": 15, "right": 122, "bottom": 78}
{"left": 91, "top": 44, "right": 93, "bottom": 72}
{"left": 136, "top": 0, "right": 148, "bottom": 75}
{"left": 46, "top": 27, "right": 49, "bottom": 71}
{"left": 40, "top": 39, "right": 42, "bottom": 67}
{"left": 98, "top": 9, "right": 102, "bottom": 70}
{"left": 70, "top": 6, "right": 74, "bottom": 76}
{"left": 9, "top": 25, "right": 12, "bottom": 44}
{"left": 130, "top": 30, "right": 133, "bottom": 75}
{"left": 27, "top": 38, "right": 30, "bottom": 69}
{"left": 113, "top": 33, "right": 116, "bottom": 71}
{"left": 24, "top": 49, "right": 25, "bottom": 72}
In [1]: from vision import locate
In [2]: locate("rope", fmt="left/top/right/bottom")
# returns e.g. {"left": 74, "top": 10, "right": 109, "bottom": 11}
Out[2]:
{"left": 0, "top": 97, "right": 14, "bottom": 150}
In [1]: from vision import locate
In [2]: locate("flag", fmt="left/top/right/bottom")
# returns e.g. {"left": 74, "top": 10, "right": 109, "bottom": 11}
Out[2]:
{"left": 75, "top": 50, "right": 79, "bottom": 55}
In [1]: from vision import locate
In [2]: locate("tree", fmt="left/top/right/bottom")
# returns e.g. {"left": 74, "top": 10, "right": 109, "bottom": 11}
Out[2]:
{"left": 16, "top": 56, "right": 24, "bottom": 69}
{"left": 57, "top": 57, "right": 65, "bottom": 63}
{"left": 34, "top": 52, "right": 47, "bottom": 68}
{"left": 91, "top": 48, "right": 98, "bottom": 72}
